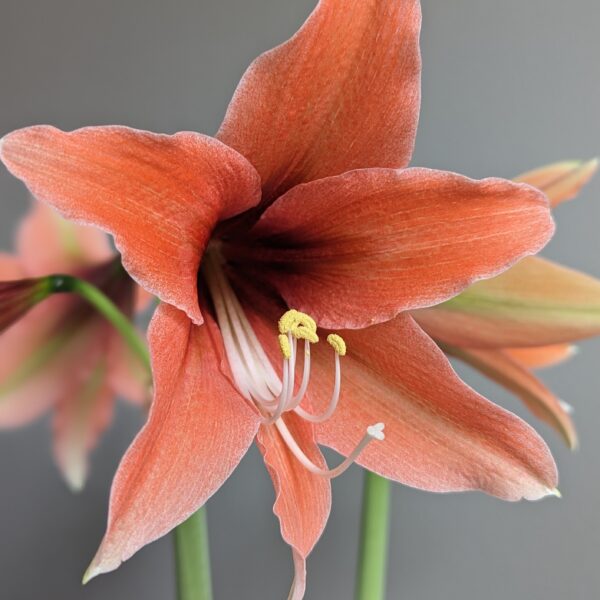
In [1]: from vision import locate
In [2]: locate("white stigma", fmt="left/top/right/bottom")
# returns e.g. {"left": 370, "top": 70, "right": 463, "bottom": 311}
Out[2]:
{"left": 203, "top": 250, "right": 385, "bottom": 479}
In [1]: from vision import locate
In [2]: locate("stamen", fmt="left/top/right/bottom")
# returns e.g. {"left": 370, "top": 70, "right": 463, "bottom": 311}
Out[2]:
{"left": 278, "top": 334, "right": 292, "bottom": 359}
{"left": 275, "top": 419, "right": 385, "bottom": 478}
{"left": 289, "top": 339, "right": 311, "bottom": 409}
{"left": 294, "top": 332, "right": 346, "bottom": 421}
{"left": 279, "top": 309, "right": 319, "bottom": 344}
{"left": 327, "top": 333, "right": 347, "bottom": 356}
{"left": 202, "top": 250, "right": 387, "bottom": 479}
{"left": 294, "top": 350, "right": 340, "bottom": 422}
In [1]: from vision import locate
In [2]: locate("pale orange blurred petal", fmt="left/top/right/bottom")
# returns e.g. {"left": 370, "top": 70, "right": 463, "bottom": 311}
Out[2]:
{"left": 505, "top": 344, "right": 577, "bottom": 369}
{"left": 515, "top": 158, "right": 598, "bottom": 208}
{"left": 414, "top": 256, "right": 600, "bottom": 348}
{"left": 17, "top": 201, "right": 112, "bottom": 276}
{"left": 443, "top": 344, "right": 577, "bottom": 449}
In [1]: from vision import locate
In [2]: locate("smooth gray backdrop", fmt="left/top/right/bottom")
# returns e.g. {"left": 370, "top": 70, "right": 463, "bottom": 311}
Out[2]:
{"left": 1, "top": 1, "right": 599, "bottom": 599}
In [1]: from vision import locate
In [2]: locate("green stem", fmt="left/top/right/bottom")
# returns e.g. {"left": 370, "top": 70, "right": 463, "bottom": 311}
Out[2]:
{"left": 51, "top": 274, "right": 151, "bottom": 371}
{"left": 355, "top": 471, "right": 392, "bottom": 600}
{"left": 173, "top": 507, "right": 213, "bottom": 600}
{"left": 50, "top": 274, "right": 213, "bottom": 600}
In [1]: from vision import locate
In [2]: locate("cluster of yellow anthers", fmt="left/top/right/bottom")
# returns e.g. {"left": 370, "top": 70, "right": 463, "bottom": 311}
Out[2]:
{"left": 278, "top": 309, "right": 346, "bottom": 358}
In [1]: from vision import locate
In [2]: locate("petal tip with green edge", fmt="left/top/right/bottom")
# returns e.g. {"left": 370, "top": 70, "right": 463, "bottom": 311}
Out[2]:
{"left": 81, "top": 562, "right": 99, "bottom": 586}
{"left": 548, "top": 487, "right": 562, "bottom": 499}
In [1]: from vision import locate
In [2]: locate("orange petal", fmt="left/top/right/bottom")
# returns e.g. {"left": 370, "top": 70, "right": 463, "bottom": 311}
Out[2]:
{"left": 242, "top": 168, "right": 554, "bottom": 329}
{"left": 0, "top": 126, "right": 262, "bottom": 323}
{"left": 414, "top": 256, "right": 600, "bottom": 348}
{"left": 85, "top": 303, "right": 260, "bottom": 580}
{"left": 217, "top": 0, "right": 421, "bottom": 202}
{"left": 514, "top": 158, "right": 598, "bottom": 208}
{"left": 257, "top": 415, "right": 331, "bottom": 600}
{"left": 17, "top": 201, "right": 113, "bottom": 276}
{"left": 309, "top": 314, "right": 558, "bottom": 501}
{"left": 52, "top": 340, "right": 116, "bottom": 491}
{"left": 505, "top": 344, "right": 577, "bottom": 369}
{"left": 442, "top": 344, "right": 577, "bottom": 449}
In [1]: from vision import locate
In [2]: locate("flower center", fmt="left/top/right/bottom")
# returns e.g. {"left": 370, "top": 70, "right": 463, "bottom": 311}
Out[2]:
{"left": 202, "top": 250, "right": 385, "bottom": 478}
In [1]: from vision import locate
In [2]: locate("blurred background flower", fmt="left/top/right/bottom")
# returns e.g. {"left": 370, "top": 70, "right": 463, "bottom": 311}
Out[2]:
{"left": 0, "top": 202, "right": 149, "bottom": 491}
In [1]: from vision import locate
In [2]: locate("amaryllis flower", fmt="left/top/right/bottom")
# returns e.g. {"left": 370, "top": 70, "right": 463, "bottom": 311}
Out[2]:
{"left": 413, "top": 159, "right": 599, "bottom": 450}
{"left": 0, "top": 1, "right": 559, "bottom": 597}
{"left": 0, "top": 202, "right": 149, "bottom": 490}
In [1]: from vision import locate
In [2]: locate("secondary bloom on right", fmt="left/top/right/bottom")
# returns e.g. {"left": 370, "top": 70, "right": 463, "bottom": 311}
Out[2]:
{"left": 414, "top": 159, "right": 599, "bottom": 449}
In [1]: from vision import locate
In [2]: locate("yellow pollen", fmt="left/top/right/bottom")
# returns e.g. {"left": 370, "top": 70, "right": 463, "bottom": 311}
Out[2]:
{"left": 278, "top": 309, "right": 319, "bottom": 343}
{"left": 278, "top": 334, "right": 292, "bottom": 359}
{"left": 327, "top": 334, "right": 347, "bottom": 356}
{"left": 291, "top": 327, "right": 319, "bottom": 344}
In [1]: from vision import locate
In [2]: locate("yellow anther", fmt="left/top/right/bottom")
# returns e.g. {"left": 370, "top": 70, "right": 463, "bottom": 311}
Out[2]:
{"left": 327, "top": 334, "right": 347, "bottom": 356}
{"left": 294, "top": 311, "right": 317, "bottom": 333}
{"left": 279, "top": 310, "right": 300, "bottom": 334}
{"left": 278, "top": 309, "right": 318, "bottom": 343}
{"left": 278, "top": 334, "right": 292, "bottom": 359}
{"left": 292, "top": 328, "right": 319, "bottom": 344}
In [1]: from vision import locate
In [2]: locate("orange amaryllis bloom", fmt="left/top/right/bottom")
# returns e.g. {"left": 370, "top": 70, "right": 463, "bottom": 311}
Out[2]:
{"left": 414, "top": 159, "right": 599, "bottom": 449}
{"left": 0, "top": 202, "right": 149, "bottom": 490}
{"left": 0, "top": 1, "right": 558, "bottom": 597}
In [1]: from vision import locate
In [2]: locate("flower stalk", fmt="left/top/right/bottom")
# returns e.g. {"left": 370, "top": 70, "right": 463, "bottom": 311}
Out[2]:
{"left": 355, "top": 471, "right": 392, "bottom": 600}
{"left": 173, "top": 508, "right": 213, "bottom": 600}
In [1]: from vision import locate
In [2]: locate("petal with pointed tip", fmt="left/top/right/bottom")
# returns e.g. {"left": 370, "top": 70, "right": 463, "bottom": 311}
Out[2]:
{"left": 243, "top": 168, "right": 554, "bottom": 329}
{"left": 53, "top": 350, "right": 115, "bottom": 491}
{"left": 309, "top": 314, "right": 558, "bottom": 501}
{"left": 442, "top": 344, "right": 577, "bottom": 449}
{"left": 414, "top": 256, "right": 600, "bottom": 348}
{"left": 257, "top": 415, "right": 331, "bottom": 600}
{"left": 0, "top": 125, "right": 262, "bottom": 323}
{"left": 235, "top": 287, "right": 558, "bottom": 501}
{"left": 217, "top": 0, "right": 421, "bottom": 202}
{"left": 84, "top": 303, "right": 260, "bottom": 580}
{"left": 514, "top": 159, "right": 598, "bottom": 208}
{"left": 505, "top": 344, "right": 577, "bottom": 369}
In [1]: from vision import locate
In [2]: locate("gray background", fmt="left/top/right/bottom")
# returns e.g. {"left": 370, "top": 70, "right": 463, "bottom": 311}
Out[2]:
{"left": 1, "top": 1, "right": 599, "bottom": 598}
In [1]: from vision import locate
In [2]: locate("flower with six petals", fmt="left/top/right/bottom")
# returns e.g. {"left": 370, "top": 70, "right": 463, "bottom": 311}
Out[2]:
{"left": 0, "top": 1, "right": 561, "bottom": 597}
